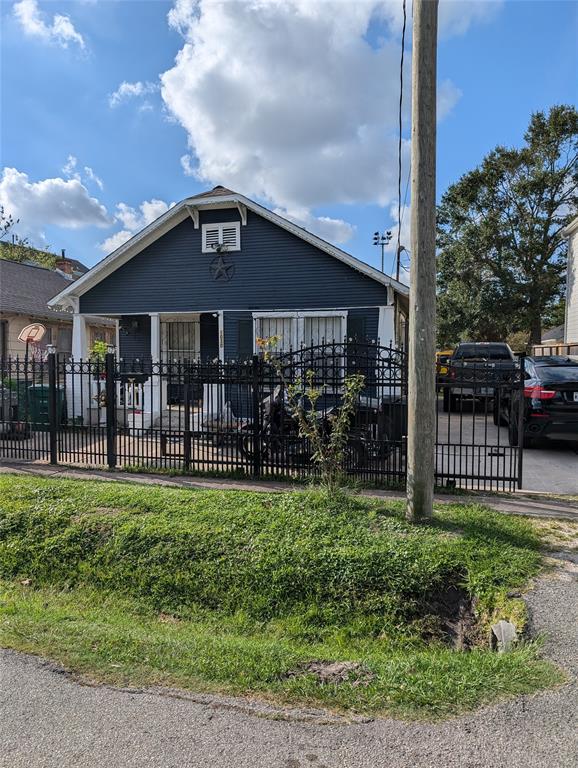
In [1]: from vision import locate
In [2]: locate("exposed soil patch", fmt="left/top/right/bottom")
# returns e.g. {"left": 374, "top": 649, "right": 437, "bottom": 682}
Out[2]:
{"left": 284, "top": 661, "right": 375, "bottom": 687}
{"left": 422, "top": 585, "right": 478, "bottom": 650}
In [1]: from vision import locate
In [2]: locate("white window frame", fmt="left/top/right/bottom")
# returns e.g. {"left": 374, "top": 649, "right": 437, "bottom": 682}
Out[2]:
{"left": 252, "top": 311, "right": 348, "bottom": 353}
{"left": 201, "top": 221, "right": 241, "bottom": 253}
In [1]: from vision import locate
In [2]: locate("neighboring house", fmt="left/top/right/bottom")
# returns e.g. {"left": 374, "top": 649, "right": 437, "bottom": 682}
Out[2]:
{"left": 49, "top": 186, "right": 409, "bottom": 361}
{"left": 541, "top": 324, "right": 565, "bottom": 345}
{"left": 0, "top": 258, "right": 114, "bottom": 358}
{"left": 563, "top": 216, "right": 578, "bottom": 344}
{"left": 48, "top": 186, "right": 409, "bottom": 423}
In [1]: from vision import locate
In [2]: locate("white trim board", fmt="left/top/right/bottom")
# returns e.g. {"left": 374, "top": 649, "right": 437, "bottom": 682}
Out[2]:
{"left": 48, "top": 191, "right": 408, "bottom": 308}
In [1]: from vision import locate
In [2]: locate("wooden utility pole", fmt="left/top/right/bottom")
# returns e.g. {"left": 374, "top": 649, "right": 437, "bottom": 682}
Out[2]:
{"left": 406, "top": 0, "right": 438, "bottom": 521}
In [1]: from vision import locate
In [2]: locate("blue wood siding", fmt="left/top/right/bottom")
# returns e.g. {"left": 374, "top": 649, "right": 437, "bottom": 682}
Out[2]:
{"left": 118, "top": 314, "right": 150, "bottom": 365}
{"left": 80, "top": 208, "right": 389, "bottom": 314}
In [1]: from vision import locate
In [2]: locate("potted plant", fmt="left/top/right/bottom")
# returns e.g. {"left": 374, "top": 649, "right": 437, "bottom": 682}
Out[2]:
{"left": 90, "top": 340, "right": 109, "bottom": 380}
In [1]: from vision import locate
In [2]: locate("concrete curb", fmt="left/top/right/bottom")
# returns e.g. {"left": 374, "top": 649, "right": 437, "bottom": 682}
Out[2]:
{"left": 1, "top": 460, "right": 578, "bottom": 521}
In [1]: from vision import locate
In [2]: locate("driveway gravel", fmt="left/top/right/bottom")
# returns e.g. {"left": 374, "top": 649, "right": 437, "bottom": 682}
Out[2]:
{"left": 1, "top": 551, "right": 577, "bottom": 768}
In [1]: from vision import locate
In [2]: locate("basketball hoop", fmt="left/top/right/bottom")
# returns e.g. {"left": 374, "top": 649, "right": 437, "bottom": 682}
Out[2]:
{"left": 18, "top": 323, "right": 46, "bottom": 344}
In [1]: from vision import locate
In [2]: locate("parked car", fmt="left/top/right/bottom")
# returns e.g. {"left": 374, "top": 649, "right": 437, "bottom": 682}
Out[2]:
{"left": 442, "top": 342, "right": 516, "bottom": 412}
{"left": 436, "top": 349, "right": 453, "bottom": 389}
{"left": 495, "top": 356, "right": 578, "bottom": 447}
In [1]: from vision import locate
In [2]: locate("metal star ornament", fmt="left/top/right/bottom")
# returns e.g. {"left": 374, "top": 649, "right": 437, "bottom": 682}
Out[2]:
{"left": 209, "top": 254, "right": 235, "bottom": 282}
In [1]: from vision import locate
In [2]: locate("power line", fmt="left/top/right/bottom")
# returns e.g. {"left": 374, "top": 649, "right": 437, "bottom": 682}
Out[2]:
{"left": 396, "top": 0, "right": 407, "bottom": 281}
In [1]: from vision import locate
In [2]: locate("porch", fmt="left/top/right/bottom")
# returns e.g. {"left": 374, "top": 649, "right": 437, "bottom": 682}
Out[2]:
{"left": 69, "top": 308, "right": 397, "bottom": 429}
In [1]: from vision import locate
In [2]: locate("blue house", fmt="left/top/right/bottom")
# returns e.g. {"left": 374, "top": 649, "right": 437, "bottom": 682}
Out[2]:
{"left": 49, "top": 186, "right": 408, "bottom": 424}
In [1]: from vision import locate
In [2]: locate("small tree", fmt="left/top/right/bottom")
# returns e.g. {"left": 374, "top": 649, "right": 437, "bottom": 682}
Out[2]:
{"left": 0, "top": 207, "right": 57, "bottom": 269}
{"left": 257, "top": 336, "right": 365, "bottom": 493}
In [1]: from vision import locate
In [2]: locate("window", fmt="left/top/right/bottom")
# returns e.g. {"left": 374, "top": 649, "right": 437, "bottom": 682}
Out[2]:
{"left": 161, "top": 319, "right": 200, "bottom": 360}
{"left": 57, "top": 327, "right": 73, "bottom": 355}
{"left": 202, "top": 222, "right": 241, "bottom": 253}
{"left": 89, "top": 326, "right": 115, "bottom": 348}
{"left": 255, "top": 315, "right": 296, "bottom": 354}
{"left": 254, "top": 312, "right": 346, "bottom": 354}
{"left": 303, "top": 315, "right": 344, "bottom": 346}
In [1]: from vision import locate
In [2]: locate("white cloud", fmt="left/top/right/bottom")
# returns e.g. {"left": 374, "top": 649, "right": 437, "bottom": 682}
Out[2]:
{"left": 13, "top": 0, "right": 85, "bottom": 49}
{"left": 274, "top": 206, "right": 355, "bottom": 245}
{"left": 180, "top": 154, "right": 195, "bottom": 176}
{"left": 99, "top": 199, "right": 174, "bottom": 253}
{"left": 109, "top": 81, "right": 158, "bottom": 108}
{"left": 380, "top": 0, "right": 503, "bottom": 39}
{"left": 0, "top": 167, "right": 109, "bottom": 240}
{"left": 162, "top": 1, "right": 406, "bottom": 227}
{"left": 84, "top": 166, "right": 104, "bottom": 191}
{"left": 437, "top": 79, "right": 463, "bottom": 121}
{"left": 438, "top": 0, "right": 503, "bottom": 38}
{"left": 161, "top": 1, "right": 492, "bottom": 244}
{"left": 62, "top": 155, "right": 79, "bottom": 180}
{"left": 62, "top": 155, "right": 104, "bottom": 191}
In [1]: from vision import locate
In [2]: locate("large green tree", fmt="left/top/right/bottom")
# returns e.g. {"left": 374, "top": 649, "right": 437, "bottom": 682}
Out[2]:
{"left": 437, "top": 105, "right": 578, "bottom": 346}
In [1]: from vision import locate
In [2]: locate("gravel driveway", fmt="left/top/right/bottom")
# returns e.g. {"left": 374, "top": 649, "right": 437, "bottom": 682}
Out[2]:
{"left": 1, "top": 555, "right": 577, "bottom": 768}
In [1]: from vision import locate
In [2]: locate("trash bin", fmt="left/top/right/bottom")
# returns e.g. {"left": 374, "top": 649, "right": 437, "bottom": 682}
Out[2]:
{"left": 27, "top": 385, "right": 66, "bottom": 429}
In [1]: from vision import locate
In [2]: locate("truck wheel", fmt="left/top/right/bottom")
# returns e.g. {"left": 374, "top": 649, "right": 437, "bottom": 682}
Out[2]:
{"left": 508, "top": 420, "right": 532, "bottom": 449}
{"left": 493, "top": 397, "right": 503, "bottom": 426}
{"left": 442, "top": 389, "right": 451, "bottom": 412}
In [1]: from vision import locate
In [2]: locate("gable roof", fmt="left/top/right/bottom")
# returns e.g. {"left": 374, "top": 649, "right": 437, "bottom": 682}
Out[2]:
{"left": 48, "top": 187, "right": 408, "bottom": 308}
{"left": 0, "top": 259, "right": 74, "bottom": 320}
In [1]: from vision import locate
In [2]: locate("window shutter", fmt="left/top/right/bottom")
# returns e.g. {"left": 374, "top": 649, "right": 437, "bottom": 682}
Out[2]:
{"left": 203, "top": 226, "right": 220, "bottom": 250}
{"left": 237, "top": 317, "right": 253, "bottom": 360}
{"left": 221, "top": 226, "right": 239, "bottom": 248}
{"left": 202, "top": 222, "right": 241, "bottom": 252}
{"left": 347, "top": 316, "right": 366, "bottom": 342}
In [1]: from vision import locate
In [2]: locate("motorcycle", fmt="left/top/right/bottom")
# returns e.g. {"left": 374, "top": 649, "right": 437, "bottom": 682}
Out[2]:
{"left": 238, "top": 385, "right": 400, "bottom": 469}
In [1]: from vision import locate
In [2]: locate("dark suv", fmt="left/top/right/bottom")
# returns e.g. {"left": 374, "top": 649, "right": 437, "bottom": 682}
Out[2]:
{"left": 495, "top": 356, "right": 578, "bottom": 447}
{"left": 442, "top": 342, "right": 516, "bottom": 412}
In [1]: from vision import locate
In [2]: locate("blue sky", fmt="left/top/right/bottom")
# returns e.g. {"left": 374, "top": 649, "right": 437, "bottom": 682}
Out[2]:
{"left": 1, "top": 0, "right": 576, "bottom": 274}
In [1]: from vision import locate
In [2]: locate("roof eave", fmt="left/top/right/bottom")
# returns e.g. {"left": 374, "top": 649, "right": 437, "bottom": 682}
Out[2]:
{"left": 562, "top": 216, "right": 578, "bottom": 238}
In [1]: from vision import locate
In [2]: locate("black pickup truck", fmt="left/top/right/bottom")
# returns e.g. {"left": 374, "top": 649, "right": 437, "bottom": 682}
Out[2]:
{"left": 442, "top": 342, "right": 517, "bottom": 412}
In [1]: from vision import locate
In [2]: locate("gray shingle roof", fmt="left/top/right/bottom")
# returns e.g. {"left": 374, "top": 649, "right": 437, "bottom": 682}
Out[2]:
{"left": 542, "top": 324, "right": 565, "bottom": 343}
{"left": 0, "top": 259, "right": 74, "bottom": 320}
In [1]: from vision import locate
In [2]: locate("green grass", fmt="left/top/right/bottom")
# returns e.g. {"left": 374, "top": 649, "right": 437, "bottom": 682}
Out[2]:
{"left": 0, "top": 474, "right": 563, "bottom": 719}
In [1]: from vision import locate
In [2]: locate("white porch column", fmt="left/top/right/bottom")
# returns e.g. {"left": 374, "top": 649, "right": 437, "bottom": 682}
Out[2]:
{"left": 72, "top": 313, "right": 88, "bottom": 359}
{"left": 149, "top": 313, "right": 161, "bottom": 426}
{"left": 69, "top": 312, "right": 90, "bottom": 423}
{"left": 218, "top": 311, "right": 225, "bottom": 362}
{"left": 378, "top": 306, "right": 395, "bottom": 347}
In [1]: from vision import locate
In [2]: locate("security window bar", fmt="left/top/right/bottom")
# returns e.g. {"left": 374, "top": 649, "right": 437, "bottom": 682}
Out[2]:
{"left": 160, "top": 320, "right": 200, "bottom": 361}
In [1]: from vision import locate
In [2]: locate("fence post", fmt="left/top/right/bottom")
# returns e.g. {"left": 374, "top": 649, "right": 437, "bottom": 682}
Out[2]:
{"left": 183, "top": 367, "right": 191, "bottom": 471}
{"left": 105, "top": 351, "right": 117, "bottom": 469}
{"left": 47, "top": 350, "right": 58, "bottom": 465}
{"left": 517, "top": 355, "right": 525, "bottom": 490}
{"left": 252, "top": 354, "right": 261, "bottom": 478}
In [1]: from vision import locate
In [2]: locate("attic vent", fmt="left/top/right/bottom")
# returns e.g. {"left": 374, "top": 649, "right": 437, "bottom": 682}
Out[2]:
{"left": 202, "top": 222, "right": 241, "bottom": 253}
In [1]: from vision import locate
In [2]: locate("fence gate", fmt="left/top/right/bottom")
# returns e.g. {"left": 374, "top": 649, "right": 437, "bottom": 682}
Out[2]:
{"left": 0, "top": 348, "right": 524, "bottom": 491}
{"left": 435, "top": 358, "right": 525, "bottom": 492}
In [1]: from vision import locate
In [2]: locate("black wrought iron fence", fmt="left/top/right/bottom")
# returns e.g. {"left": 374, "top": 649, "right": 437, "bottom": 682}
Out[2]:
{"left": 435, "top": 357, "right": 524, "bottom": 491}
{"left": 0, "top": 345, "right": 525, "bottom": 490}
